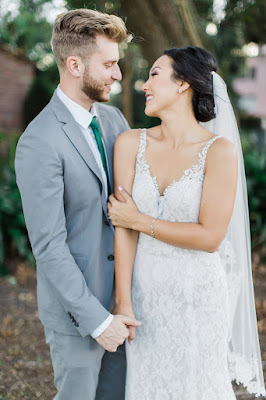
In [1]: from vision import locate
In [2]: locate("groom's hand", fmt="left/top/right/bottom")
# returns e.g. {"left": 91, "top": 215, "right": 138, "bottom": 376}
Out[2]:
{"left": 112, "top": 304, "right": 137, "bottom": 345}
{"left": 95, "top": 315, "right": 141, "bottom": 352}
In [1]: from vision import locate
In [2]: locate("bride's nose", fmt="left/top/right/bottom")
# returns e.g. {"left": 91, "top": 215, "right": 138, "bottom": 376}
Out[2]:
{"left": 142, "top": 79, "right": 150, "bottom": 92}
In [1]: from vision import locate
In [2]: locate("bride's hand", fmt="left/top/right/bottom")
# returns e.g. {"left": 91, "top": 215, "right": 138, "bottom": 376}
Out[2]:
{"left": 112, "top": 304, "right": 137, "bottom": 345}
{"left": 107, "top": 187, "right": 141, "bottom": 230}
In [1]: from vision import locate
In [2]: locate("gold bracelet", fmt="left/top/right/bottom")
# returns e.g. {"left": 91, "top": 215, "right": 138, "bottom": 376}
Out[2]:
{"left": 151, "top": 218, "right": 156, "bottom": 238}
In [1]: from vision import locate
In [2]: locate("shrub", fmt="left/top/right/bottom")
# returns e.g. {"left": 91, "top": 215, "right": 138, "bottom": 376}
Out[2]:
{"left": 241, "top": 130, "right": 266, "bottom": 249}
{"left": 0, "top": 132, "right": 34, "bottom": 275}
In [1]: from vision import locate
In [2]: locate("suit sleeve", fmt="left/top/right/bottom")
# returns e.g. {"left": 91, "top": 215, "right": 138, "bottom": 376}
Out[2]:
{"left": 15, "top": 132, "right": 110, "bottom": 337}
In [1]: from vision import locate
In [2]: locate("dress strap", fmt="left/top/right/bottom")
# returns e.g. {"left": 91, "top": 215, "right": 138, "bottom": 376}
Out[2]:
{"left": 136, "top": 128, "right": 147, "bottom": 161}
{"left": 199, "top": 135, "right": 222, "bottom": 168}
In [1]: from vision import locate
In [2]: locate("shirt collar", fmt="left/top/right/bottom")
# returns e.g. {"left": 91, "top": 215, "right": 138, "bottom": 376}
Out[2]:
{"left": 56, "top": 85, "right": 98, "bottom": 129}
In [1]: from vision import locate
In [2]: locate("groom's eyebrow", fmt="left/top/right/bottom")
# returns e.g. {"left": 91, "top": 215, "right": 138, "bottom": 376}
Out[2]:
{"left": 104, "top": 57, "right": 120, "bottom": 62}
{"left": 104, "top": 59, "right": 120, "bottom": 65}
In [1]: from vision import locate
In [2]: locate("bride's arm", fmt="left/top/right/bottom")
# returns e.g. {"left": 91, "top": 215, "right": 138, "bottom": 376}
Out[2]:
{"left": 109, "top": 138, "right": 238, "bottom": 253}
{"left": 112, "top": 130, "right": 139, "bottom": 316}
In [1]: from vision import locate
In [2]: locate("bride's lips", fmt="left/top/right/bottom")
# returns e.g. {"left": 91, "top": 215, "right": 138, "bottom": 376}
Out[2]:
{"left": 145, "top": 94, "right": 154, "bottom": 103}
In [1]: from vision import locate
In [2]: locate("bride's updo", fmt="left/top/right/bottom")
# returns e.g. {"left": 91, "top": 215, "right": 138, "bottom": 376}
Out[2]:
{"left": 164, "top": 46, "right": 218, "bottom": 122}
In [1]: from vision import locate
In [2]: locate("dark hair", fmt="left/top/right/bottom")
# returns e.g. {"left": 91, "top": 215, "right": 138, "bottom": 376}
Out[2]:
{"left": 163, "top": 46, "right": 218, "bottom": 122}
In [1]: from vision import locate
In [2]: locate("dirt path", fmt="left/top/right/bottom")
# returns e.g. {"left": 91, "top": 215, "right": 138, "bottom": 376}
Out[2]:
{"left": 0, "top": 262, "right": 265, "bottom": 400}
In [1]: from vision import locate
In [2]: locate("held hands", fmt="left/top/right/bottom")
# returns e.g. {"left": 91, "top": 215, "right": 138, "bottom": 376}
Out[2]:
{"left": 108, "top": 186, "right": 140, "bottom": 229}
{"left": 95, "top": 314, "right": 141, "bottom": 352}
{"left": 112, "top": 304, "right": 137, "bottom": 345}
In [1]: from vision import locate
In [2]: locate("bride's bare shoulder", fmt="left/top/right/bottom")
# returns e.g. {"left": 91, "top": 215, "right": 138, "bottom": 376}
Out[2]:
{"left": 205, "top": 135, "right": 238, "bottom": 172}
{"left": 200, "top": 126, "right": 237, "bottom": 153}
{"left": 209, "top": 135, "right": 237, "bottom": 155}
{"left": 116, "top": 128, "right": 142, "bottom": 141}
{"left": 114, "top": 128, "right": 143, "bottom": 156}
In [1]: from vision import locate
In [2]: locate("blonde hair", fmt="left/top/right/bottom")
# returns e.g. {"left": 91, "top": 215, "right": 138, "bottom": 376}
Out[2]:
{"left": 52, "top": 8, "right": 130, "bottom": 70}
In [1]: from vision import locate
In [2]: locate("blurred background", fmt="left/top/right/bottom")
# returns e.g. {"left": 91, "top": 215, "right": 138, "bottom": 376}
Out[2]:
{"left": 0, "top": 0, "right": 265, "bottom": 399}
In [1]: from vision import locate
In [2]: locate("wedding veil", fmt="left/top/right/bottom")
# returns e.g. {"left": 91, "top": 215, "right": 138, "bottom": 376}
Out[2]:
{"left": 201, "top": 71, "right": 265, "bottom": 397}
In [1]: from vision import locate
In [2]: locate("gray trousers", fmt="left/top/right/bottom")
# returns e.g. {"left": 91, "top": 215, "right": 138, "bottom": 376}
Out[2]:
{"left": 45, "top": 328, "right": 126, "bottom": 400}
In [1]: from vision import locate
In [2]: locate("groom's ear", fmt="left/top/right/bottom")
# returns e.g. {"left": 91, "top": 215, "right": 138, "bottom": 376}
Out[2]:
{"left": 66, "top": 56, "right": 84, "bottom": 77}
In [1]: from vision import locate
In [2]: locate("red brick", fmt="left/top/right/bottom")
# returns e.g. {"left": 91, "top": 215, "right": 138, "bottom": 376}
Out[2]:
{"left": 0, "top": 44, "right": 35, "bottom": 133}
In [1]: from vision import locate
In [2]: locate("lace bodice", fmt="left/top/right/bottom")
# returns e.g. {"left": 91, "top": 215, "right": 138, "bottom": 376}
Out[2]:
{"left": 132, "top": 129, "right": 222, "bottom": 256}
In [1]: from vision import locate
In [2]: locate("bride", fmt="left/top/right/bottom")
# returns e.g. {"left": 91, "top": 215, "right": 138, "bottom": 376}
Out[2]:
{"left": 107, "top": 46, "right": 265, "bottom": 399}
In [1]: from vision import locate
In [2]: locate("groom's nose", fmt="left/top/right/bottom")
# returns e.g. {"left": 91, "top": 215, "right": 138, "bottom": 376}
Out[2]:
{"left": 112, "top": 64, "right": 122, "bottom": 81}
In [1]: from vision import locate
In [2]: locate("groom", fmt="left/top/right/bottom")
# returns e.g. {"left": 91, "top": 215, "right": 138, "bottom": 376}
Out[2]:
{"left": 15, "top": 8, "right": 140, "bottom": 400}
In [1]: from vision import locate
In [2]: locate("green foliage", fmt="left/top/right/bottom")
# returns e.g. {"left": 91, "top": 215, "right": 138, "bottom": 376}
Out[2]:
{"left": 224, "top": 0, "right": 266, "bottom": 45}
{"left": 239, "top": 114, "right": 261, "bottom": 130}
{"left": 194, "top": 0, "right": 214, "bottom": 17}
{"left": 0, "top": 0, "right": 52, "bottom": 60}
{"left": 23, "top": 64, "right": 59, "bottom": 127}
{"left": 0, "top": 132, "right": 34, "bottom": 274}
{"left": 241, "top": 131, "right": 266, "bottom": 248}
{"left": 197, "top": 0, "right": 266, "bottom": 99}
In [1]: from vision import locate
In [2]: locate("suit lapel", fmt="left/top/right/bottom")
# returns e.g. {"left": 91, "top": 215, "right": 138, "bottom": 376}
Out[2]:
{"left": 62, "top": 120, "right": 103, "bottom": 187}
{"left": 50, "top": 92, "right": 108, "bottom": 218}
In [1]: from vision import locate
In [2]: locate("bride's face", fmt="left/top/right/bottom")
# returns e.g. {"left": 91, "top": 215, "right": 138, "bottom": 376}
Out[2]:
{"left": 143, "top": 55, "right": 182, "bottom": 118}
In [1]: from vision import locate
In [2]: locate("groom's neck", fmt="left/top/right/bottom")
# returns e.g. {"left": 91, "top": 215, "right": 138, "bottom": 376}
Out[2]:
{"left": 59, "top": 79, "right": 94, "bottom": 112}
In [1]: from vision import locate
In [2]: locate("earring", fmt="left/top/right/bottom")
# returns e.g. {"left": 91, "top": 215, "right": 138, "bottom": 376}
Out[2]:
{"left": 179, "top": 88, "right": 183, "bottom": 94}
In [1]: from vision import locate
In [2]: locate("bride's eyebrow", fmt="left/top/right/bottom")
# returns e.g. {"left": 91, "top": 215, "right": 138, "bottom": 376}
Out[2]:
{"left": 150, "top": 66, "right": 161, "bottom": 74}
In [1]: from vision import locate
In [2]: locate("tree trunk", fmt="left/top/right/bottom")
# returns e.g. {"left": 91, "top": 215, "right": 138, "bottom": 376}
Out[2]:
{"left": 120, "top": 0, "right": 171, "bottom": 64}
{"left": 120, "top": 0, "right": 204, "bottom": 63}
{"left": 175, "top": 0, "right": 204, "bottom": 47}
{"left": 119, "top": 55, "right": 133, "bottom": 126}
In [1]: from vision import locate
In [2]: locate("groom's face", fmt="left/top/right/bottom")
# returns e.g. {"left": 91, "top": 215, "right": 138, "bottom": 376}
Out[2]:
{"left": 81, "top": 35, "right": 122, "bottom": 103}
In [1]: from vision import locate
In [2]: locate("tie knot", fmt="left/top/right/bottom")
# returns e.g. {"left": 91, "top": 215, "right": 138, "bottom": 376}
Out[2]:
{"left": 90, "top": 116, "right": 98, "bottom": 130}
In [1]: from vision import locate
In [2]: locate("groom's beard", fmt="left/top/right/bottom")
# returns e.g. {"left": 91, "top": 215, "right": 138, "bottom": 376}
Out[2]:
{"left": 82, "top": 67, "right": 109, "bottom": 103}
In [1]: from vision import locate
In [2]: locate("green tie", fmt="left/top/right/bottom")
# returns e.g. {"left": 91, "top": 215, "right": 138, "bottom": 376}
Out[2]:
{"left": 89, "top": 116, "right": 111, "bottom": 196}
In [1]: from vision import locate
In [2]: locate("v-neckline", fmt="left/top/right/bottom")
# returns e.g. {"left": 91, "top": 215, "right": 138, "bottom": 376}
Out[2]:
{"left": 143, "top": 157, "right": 202, "bottom": 198}
{"left": 140, "top": 129, "right": 221, "bottom": 198}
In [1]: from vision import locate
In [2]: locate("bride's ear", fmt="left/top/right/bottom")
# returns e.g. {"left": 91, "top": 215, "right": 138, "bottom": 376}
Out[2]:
{"left": 178, "top": 81, "right": 190, "bottom": 94}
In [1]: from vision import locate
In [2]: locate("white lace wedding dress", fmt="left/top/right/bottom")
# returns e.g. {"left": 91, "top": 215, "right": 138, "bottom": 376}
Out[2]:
{"left": 125, "top": 129, "right": 236, "bottom": 400}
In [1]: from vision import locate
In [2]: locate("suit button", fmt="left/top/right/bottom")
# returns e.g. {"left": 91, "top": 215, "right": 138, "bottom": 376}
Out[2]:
{"left": 105, "top": 220, "right": 110, "bottom": 226}
{"left": 108, "top": 255, "right": 114, "bottom": 261}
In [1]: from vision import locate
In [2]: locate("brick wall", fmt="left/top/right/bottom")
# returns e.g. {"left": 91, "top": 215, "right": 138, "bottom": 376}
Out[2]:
{"left": 0, "top": 45, "right": 35, "bottom": 133}
{"left": 232, "top": 50, "right": 266, "bottom": 120}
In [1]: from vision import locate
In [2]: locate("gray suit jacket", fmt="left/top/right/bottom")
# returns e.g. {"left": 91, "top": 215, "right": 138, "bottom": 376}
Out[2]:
{"left": 15, "top": 91, "right": 130, "bottom": 338}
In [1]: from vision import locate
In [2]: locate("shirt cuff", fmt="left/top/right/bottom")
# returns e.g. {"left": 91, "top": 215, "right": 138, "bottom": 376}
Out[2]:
{"left": 90, "top": 314, "right": 114, "bottom": 338}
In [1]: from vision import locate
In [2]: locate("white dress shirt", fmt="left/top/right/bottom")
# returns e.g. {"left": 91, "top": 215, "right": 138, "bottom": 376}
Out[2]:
{"left": 56, "top": 86, "right": 113, "bottom": 338}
